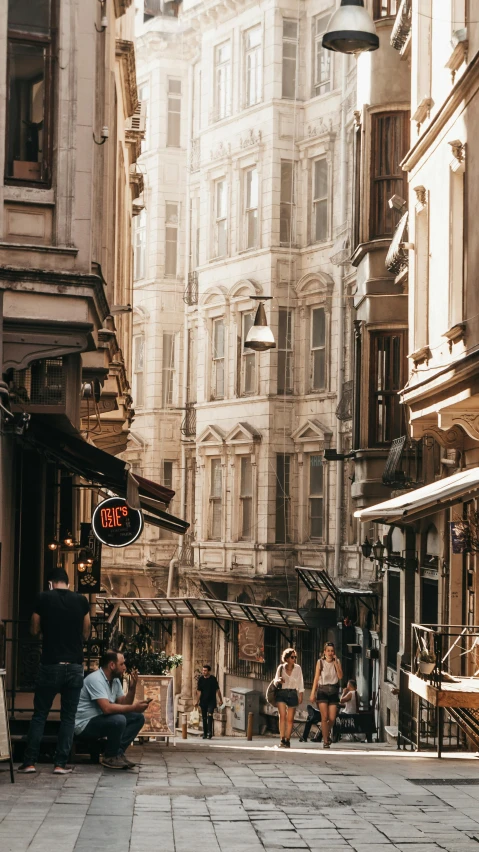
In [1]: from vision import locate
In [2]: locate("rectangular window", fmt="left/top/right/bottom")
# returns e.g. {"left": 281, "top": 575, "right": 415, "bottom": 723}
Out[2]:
{"left": 241, "top": 313, "right": 256, "bottom": 395}
{"left": 193, "top": 65, "right": 201, "bottom": 135}
{"left": 214, "top": 180, "right": 227, "bottom": 257}
{"left": 138, "top": 81, "right": 149, "bottom": 152}
{"left": 165, "top": 202, "right": 178, "bottom": 276}
{"left": 449, "top": 167, "right": 464, "bottom": 328}
{"left": 245, "top": 25, "right": 261, "bottom": 107}
{"left": 282, "top": 20, "right": 298, "bottom": 99}
{"left": 313, "top": 14, "right": 331, "bottom": 96}
{"left": 369, "top": 331, "right": 406, "bottom": 446}
{"left": 280, "top": 161, "right": 295, "bottom": 245}
{"left": 189, "top": 196, "right": 200, "bottom": 269}
{"left": 309, "top": 455, "right": 324, "bottom": 539}
{"left": 212, "top": 319, "right": 225, "bottom": 399}
{"left": 244, "top": 167, "right": 258, "bottom": 249}
{"left": 215, "top": 41, "right": 231, "bottom": 120}
{"left": 167, "top": 78, "right": 181, "bottom": 147}
{"left": 373, "top": 0, "right": 398, "bottom": 18}
{"left": 163, "top": 460, "right": 173, "bottom": 490}
{"left": 240, "top": 456, "right": 253, "bottom": 540}
{"left": 370, "top": 111, "right": 409, "bottom": 239}
{"left": 276, "top": 454, "right": 291, "bottom": 543}
{"left": 133, "top": 334, "right": 145, "bottom": 408}
{"left": 209, "top": 458, "right": 222, "bottom": 540}
{"left": 134, "top": 209, "right": 146, "bottom": 280}
{"left": 352, "top": 124, "right": 362, "bottom": 250}
{"left": 313, "top": 158, "right": 329, "bottom": 242}
{"left": 311, "top": 308, "right": 326, "bottom": 391}
{"left": 162, "top": 333, "right": 176, "bottom": 408}
{"left": 6, "top": 0, "right": 55, "bottom": 184}
{"left": 387, "top": 571, "right": 401, "bottom": 669}
{"left": 277, "top": 309, "right": 293, "bottom": 394}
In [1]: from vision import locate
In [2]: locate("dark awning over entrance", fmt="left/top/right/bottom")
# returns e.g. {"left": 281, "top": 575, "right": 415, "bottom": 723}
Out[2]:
{"left": 25, "top": 420, "right": 189, "bottom": 535}
{"left": 98, "top": 596, "right": 309, "bottom": 629}
{"left": 296, "top": 567, "right": 377, "bottom": 614}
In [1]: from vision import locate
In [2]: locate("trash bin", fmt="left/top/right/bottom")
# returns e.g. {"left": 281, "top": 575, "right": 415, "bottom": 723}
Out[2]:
{"left": 230, "top": 687, "right": 260, "bottom": 734}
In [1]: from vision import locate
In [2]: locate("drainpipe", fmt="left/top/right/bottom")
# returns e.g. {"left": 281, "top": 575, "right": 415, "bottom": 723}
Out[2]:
{"left": 167, "top": 557, "right": 179, "bottom": 598}
{"left": 333, "top": 54, "right": 349, "bottom": 579}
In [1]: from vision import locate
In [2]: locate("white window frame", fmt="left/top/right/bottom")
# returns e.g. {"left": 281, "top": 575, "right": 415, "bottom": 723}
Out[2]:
{"left": 133, "top": 333, "right": 145, "bottom": 408}
{"left": 134, "top": 209, "right": 146, "bottom": 280}
{"left": 277, "top": 308, "right": 293, "bottom": 394}
{"left": 162, "top": 332, "right": 178, "bottom": 408}
{"left": 308, "top": 454, "right": 324, "bottom": 540}
{"left": 165, "top": 202, "right": 179, "bottom": 277}
{"left": 280, "top": 160, "right": 295, "bottom": 245}
{"left": 310, "top": 307, "right": 327, "bottom": 392}
{"left": 244, "top": 25, "right": 262, "bottom": 107}
{"left": 215, "top": 40, "right": 231, "bottom": 121}
{"left": 313, "top": 157, "right": 329, "bottom": 243}
{"left": 244, "top": 166, "right": 258, "bottom": 250}
{"left": 240, "top": 312, "right": 256, "bottom": 395}
{"left": 313, "top": 13, "right": 332, "bottom": 97}
{"left": 214, "top": 179, "right": 228, "bottom": 258}
{"left": 282, "top": 19, "right": 298, "bottom": 99}
{"left": 167, "top": 78, "right": 181, "bottom": 147}
{"left": 239, "top": 455, "right": 253, "bottom": 540}
{"left": 212, "top": 318, "right": 225, "bottom": 400}
{"left": 209, "top": 457, "right": 223, "bottom": 540}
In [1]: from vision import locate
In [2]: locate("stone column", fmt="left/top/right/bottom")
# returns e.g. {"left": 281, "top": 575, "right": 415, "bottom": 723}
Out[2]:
{"left": 178, "top": 617, "right": 194, "bottom": 712}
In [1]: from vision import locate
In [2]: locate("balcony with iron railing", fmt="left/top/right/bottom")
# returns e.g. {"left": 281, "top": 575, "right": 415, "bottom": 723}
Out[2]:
{"left": 181, "top": 402, "right": 196, "bottom": 437}
{"left": 184, "top": 270, "right": 198, "bottom": 306}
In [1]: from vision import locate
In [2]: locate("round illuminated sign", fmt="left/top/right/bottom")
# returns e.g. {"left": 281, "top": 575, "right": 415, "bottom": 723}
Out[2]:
{"left": 92, "top": 497, "right": 144, "bottom": 548}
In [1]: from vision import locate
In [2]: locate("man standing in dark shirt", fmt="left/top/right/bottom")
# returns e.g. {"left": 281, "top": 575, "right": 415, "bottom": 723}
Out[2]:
{"left": 195, "top": 665, "right": 222, "bottom": 739}
{"left": 17, "top": 568, "right": 90, "bottom": 774}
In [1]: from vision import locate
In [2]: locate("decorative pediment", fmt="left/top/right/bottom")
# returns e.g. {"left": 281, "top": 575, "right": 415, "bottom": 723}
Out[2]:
{"left": 197, "top": 424, "right": 225, "bottom": 445}
{"left": 229, "top": 279, "right": 261, "bottom": 299}
{"left": 225, "top": 422, "right": 261, "bottom": 444}
{"left": 291, "top": 419, "right": 333, "bottom": 444}
{"left": 126, "top": 430, "right": 147, "bottom": 450}
{"left": 200, "top": 286, "right": 228, "bottom": 308}
{"left": 295, "top": 272, "right": 334, "bottom": 296}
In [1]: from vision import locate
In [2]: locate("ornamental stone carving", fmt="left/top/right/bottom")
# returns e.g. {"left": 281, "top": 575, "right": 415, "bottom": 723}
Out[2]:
{"left": 239, "top": 128, "right": 262, "bottom": 148}
{"left": 210, "top": 141, "right": 231, "bottom": 161}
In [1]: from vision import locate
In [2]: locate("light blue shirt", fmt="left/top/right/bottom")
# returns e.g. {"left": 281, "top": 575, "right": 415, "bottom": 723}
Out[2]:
{"left": 74, "top": 668, "right": 124, "bottom": 734}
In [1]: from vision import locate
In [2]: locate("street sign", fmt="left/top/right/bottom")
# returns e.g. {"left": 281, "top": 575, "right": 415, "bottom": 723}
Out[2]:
{"left": 92, "top": 496, "right": 143, "bottom": 548}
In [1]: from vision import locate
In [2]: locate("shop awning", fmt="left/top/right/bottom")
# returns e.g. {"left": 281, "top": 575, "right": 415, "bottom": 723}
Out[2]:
{"left": 354, "top": 467, "right": 479, "bottom": 524}
{"left": 296, "top": 567, "right": 376, "bottom": 599}
{"left": 98, "top": 596, "right": 309, "bottom": 629}
{"left": 25, "top": 420, "right": 189, "bottom": 535}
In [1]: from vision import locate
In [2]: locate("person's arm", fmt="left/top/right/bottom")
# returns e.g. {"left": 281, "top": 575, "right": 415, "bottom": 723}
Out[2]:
{"left": 298, "top": 667, "right": 304, "bottom": 704}
{"left": 117, "top": 669, "right": 138, "bottom": 706}
{"left": 30, "top": 612, "right": 41, "bottom": 637}
{"left": 334, "top": 657, "right": 343, "bottom": 680}
{"left": 274, "top": 664, "right": 284, "bottom": 686}
{"left": 195, "top": 680, "right": 201, "bottom": 707}
{"left": 310, "top": 661, "right": 320, "bottom": 700}
{"left": 340, "top": 690, "right": 352, "bottom": 706}
{"left": 82, "top": 612, "right": 91, "bottom": 641}
{"left": 215, "top": 679, "right": 223, "bottom": 705}
{"left": 95, "top": 697, "right": 148, "bottom": 715}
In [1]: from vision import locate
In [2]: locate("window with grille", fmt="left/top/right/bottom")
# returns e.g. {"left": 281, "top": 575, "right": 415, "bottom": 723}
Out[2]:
{"left": 276, "top": 454, "right": 291, "bottom": 543}
{"left": 245, "top": 25, "right": 261, "bottom": 107}
{"left": 369, "top": 331, "right": 406, "bottom": 446}
{"left": 280, "top": 161, "right": 295, "bottom": 245}
{"left": 6, "top": 0, "right": 56, "bottom": 185}
{"left": 241, "top": 313, "right": 256, "bottom": 395}
{"left": 310, "top": 307, "right": 326, "bottom": 391}
{"left": 165, "top": 202, "right": 178, "bottom": 276}
{"left": 313, "top": 158, "right": 329, "bottom": 242}
{"left": 215, "top": 41, "right": 231, "bottom": 120}
{"left": 167, "top": 79, "right": 181, "bottom": 147}
{"left": 240, "top": 456, "right": 253, "bottom": 540}
{"left": 277, "top": 308, "right": 293, "bottom": 394}
{"left": 313, "top": 13, "right": 332, "bottom": 96}
{"left": 212, "top": 319, "right": 225, "bottom": 400}
{"left": 282, "top": 20, "right": 298, "bottom": 99}
{"left": 209, "top": 458, "right": 222, "bottom": 540}
{"left": 373, "top": 0, "right": 398, "bottom": 19}
{"left": 244, "top": 167, "right": 258, "bottom": 249}
{"left": 134, "top": 209, "right": 147, "bottom": 280}
{"left": 12, "top": 358, "right": 65, "bottom": 406}
{"left": 133, "top": 335, "right": 145, "bottom": 408}
{"left": 370, "top": 111, "right": 409, "bottom": 239}
{"left": 214, "top": 180, "right": 227, "bottom": 257}
{"left": 162, "top": 333, "right": 177, "bottom": 408}
{"left": 309, "top": 455, "right": 324, "bottom": 539}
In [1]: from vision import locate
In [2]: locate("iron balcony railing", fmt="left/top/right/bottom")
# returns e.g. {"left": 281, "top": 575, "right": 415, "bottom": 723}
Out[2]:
{"left": 181, "top": 402, "right": 196, "bottom": 437}
{"left": 184, "top": 270, "right": 198, "bottom": 306}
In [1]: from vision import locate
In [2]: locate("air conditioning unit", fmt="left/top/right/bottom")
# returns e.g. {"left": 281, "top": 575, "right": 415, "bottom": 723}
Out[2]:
{"left": 126, "top": 101, "right": 146, "bottom": 135}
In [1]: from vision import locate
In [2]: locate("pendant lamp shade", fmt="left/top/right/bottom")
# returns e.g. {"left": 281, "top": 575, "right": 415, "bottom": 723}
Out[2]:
{"left": 322, "top": 0, "right": 379, "bottom": 55}
{"left": 244, "top": 300, "right": 276, "bottom": 352}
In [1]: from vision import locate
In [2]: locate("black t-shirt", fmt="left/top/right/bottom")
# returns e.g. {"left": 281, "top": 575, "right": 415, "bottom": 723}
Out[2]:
{"left": 197, "top": 675, "right": 220, "bottom": 706}
{"left": 34, "top": 589, "right": 89, "bottom": 664}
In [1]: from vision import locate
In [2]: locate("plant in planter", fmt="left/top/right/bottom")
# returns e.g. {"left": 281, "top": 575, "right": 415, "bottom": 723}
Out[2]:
{"left": 417, "top": 649, "right": 436, "bottom": 675}
{"left": 117, "top": 624, "right": 183, "bottom": 675}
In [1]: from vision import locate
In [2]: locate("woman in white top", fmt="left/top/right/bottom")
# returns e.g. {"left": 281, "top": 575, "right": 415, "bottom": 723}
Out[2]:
{"left": 274, "top": 648, "right": 304, "bottom": 749}
{"left": 310, "top": 641, "right": 343, "bottom": 749}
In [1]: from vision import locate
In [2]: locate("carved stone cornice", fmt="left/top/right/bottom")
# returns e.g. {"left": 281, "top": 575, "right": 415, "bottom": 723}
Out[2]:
{"left": 113, "top": 0, "right": 134, "bottom": 19}
{"left": 115, "top": 39, "right": 138, "bottom": 118}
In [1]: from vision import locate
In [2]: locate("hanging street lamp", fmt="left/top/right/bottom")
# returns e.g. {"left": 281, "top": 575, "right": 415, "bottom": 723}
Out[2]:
{"left": 322, "top": 0, "right": 379, "bottom": 55}
{"left": 244, "top": 296, "right": 276, "bottom": 352}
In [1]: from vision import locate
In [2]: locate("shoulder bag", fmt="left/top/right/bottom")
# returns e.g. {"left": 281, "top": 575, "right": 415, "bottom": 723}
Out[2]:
{"left": 266, "top": 664, "right": 284, "bottom": 707}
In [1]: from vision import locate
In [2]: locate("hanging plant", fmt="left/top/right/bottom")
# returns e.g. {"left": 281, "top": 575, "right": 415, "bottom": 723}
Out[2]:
{"left": 117, "top": 623, "right": 183, "bottom": 675}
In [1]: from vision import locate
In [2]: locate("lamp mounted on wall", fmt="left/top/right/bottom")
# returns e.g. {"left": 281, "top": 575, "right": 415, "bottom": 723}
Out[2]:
{"left": 322, "top": 0, "right": 379, "bottom": 55}
{"left": 360, "top": 537, "right": 373, "bottom": 560}
{"left": 244, "top": 296, "right": 276, "bottom": 352}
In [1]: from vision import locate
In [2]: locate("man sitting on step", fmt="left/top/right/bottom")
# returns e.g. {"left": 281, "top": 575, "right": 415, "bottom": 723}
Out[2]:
{"left": 74, "top": 649, "right": 148, "bottom": 769}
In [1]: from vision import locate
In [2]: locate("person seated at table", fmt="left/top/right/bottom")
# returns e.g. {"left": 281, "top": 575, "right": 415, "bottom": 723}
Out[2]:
{"left": 340, "top": 679, "right": 359, "bottom": 715}
{"left": 74, "top": 650, "right": 149, "bottom": 770}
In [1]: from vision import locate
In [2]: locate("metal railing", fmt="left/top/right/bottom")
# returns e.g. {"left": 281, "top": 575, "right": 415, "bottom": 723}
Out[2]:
{"left": 181, "top": 402, "right": 196, "bottom": 437}
{"left": 184, "top": 270, "right": 198, "bottom": 306}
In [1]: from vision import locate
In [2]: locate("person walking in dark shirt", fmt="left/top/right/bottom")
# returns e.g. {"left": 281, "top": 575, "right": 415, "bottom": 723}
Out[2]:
{"left": 17, "top": 568, "right": 90, "bottom": 774}
{"left": 195, "top": 665, "right": 222, "bottom": 739}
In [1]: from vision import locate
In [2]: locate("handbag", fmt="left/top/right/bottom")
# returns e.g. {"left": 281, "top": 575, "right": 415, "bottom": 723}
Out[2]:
{"left": 266, "top": 664, "right": 284, "bottom": 707}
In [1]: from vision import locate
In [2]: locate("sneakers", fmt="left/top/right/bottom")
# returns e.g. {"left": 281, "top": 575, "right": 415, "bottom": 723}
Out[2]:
{"left": 278, "top": 738, "right": 289, "bottom": 749}
{"left": 17, "top": 763, "right": 36, "bottom": 773}
{"left": 119, "top": 754, "right": 137, "bottom": 769}
{"left": 100, "top": 755, "right": 128, "bottom": 770}
{"left": 53, "top": 766, "right": 73, "bottom": 774}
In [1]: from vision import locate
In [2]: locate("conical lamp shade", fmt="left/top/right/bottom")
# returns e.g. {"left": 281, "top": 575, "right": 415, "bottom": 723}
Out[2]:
{"left": 244, "top": 301, "right": 276, "bottom": 352}
{"left": 322, "top": 0, "right": 379, "bottom": 54}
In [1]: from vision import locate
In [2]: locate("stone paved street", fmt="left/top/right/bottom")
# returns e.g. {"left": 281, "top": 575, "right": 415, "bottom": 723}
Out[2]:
{"left": 3, "top": 740, "right": 479, "bottom": 852}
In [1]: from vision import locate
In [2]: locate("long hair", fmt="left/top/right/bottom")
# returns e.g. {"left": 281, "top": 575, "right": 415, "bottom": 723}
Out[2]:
{"left": 281, "top": 647, "right": 296, "bottom": 663}
{"left": 321, "top": 642, "right": 335, "bottom": 659}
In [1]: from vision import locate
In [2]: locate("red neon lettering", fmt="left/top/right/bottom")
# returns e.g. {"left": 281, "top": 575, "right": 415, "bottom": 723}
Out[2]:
{"left": 122, "top": 506, "right": 128, "bottom": 516}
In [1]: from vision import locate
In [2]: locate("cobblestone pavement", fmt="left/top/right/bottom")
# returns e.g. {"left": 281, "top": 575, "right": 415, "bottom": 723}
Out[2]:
{"left": 3, "top": 739, "right": 479, "bottom": 851}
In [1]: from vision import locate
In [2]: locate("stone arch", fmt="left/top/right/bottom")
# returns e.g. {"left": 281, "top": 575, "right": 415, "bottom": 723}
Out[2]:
{"left": 229, "top": 278, "right": 262, "bottom": 300}
{"left": 295, "top": 272, "right": 334, "bottom": 296}
{"left": 199, "top": 285, "right": 229, "bottom": 308}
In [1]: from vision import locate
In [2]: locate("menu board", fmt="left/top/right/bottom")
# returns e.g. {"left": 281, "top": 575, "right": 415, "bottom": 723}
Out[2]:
{"left": 135, "top": 675, "right": 175, "bottom": 738}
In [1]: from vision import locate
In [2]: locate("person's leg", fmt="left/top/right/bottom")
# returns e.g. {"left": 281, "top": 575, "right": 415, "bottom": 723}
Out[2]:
{"left": 23, "top": 665, "right": 59, "bottom": 767}
{"left": 277, "top": 702, "right": 286, "bottom": 740}
{"left": 201, "top": 705, "right": 208, "bottom": 738}
{"left": 285, "top": 706, "right": 296, "bottom": 742}
{"left": 55, "top": 664, "right": 84, "bottom": 767}
{"left": 119, "top": 712, "right": 145, "bottom": 754}
{"left": 206, "top": 703, "right": 215, "bottom": 738}
{"left": 328, "top": 703, "right": 338, "bottom": 743}
{"left": 78, "top": 714, "right": 127, "bottom": 758}
{"left": 319, "top": 701, "right": 330, "bottom": 745}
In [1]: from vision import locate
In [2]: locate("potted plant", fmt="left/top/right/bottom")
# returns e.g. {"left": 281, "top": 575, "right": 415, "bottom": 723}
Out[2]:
{"left": 418, "top": 649, "right": 436, "bottom": 675}
{"left": 117, "top": 624, "right": 183, "bottom": 675}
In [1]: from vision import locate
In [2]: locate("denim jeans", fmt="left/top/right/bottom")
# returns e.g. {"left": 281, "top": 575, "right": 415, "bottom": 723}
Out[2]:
{"left": 76, "top": 712, "right": 145, "bottom": 758}
{"left": 200, "top": 703, "right": 215, "bottom": 737}
{"left": 24, "top": 663, "right": 84, "bottom": 767}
